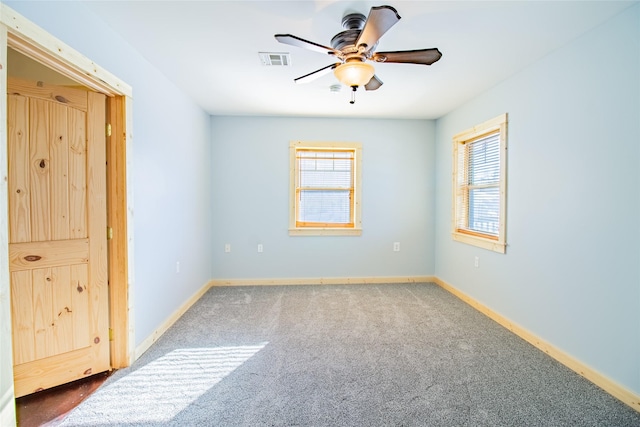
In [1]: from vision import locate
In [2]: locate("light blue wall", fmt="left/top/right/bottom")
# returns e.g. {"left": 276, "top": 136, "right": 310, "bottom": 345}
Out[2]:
{"left": 7, "top": 0, "right": 639, "bottom": 401}
{"left": 5, "top": 1, "right": 214, "bottom": 347}
{"left": 211, "top": 116, "right": 436, "bottom": 280}
{"left": 434, "top": 4, "right": 640, "bottom": 394}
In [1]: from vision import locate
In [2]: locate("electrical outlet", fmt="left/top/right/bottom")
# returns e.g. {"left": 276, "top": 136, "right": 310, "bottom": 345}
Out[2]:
{"left": 474, "top": 256, "right": 479, "bottom": 268}
{"left": 176, "top": 261, "right": 180, "bottom": 273}
{"left": 224, "top": 243, "right": 231, "bottom": 253}
{"left": 393, "top": 242, "right": 400, "bottom": 252}
{"left": 257, "top": 244, "right": 263, "bottom": 253}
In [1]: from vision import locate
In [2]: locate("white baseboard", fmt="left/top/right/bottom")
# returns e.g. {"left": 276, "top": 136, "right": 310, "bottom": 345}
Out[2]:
{"left": 432, "top": 277, "right": 640, "bottom": 414}
{"left": 209, "top": 276, "right": 435, "bottom": 286}
{"left": 134, "top": 281, "right": 214, "bottom": 360}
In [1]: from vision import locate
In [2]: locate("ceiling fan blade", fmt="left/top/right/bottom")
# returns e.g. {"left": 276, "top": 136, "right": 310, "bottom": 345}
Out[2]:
{"left": 372, "top": 48, "right": 443, "bottom": 65}
{"left": 355, "top": 6, "right": 401, "bottom": 52}
{"left": 294, "top": 63, "right": 340, "bottom": 84}
{"left": 275, "top": 34, "right": 340, "bottom": 56}
{"left": 364, "top": 75, "right": 383, "bottom": 91}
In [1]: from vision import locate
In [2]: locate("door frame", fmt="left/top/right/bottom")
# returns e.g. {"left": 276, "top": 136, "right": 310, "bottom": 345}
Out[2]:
{"left": 0, "top": 4, "right": 134, "bottom": 423}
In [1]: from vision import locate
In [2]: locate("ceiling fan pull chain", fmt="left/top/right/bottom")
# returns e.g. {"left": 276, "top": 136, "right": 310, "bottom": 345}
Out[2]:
{"left": 350, "top": 86, "right": 357, "bottom": 104}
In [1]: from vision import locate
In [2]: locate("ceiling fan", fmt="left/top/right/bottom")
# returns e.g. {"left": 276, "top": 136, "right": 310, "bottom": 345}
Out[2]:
{"left": 275, "top": 5, "right": 442, "bottom": 104}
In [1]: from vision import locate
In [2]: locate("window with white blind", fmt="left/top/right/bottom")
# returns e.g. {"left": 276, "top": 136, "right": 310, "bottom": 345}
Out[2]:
{"left": 289, "top": 141, "right": 362, "bottom": 236}
{"left": 452, "top": 113, "right": 507, "bottom": 253}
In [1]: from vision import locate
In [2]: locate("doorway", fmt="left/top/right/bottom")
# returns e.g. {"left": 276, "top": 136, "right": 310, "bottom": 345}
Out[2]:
{"left": 1, "top": 5, "right": 134, "bottom": 424}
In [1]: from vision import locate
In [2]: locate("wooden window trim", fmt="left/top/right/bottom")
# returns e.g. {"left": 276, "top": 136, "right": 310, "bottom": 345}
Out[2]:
{"left": 452, "top": 114, "right": 508, "bottom": 253}
{"left": 289, "top": 141, "right": 362, "bottom": 236}
{"left": 455, "top": 228, "right": 499, "bottom": 241}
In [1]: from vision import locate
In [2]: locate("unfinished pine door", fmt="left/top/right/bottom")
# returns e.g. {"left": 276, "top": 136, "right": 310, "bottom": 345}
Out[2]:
{"left": 7, "top": 77, "right": 110, "bottom": 397}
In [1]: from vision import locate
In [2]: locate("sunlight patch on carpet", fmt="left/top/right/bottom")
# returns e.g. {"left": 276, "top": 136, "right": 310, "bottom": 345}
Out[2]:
{"left": 65, "top": 344, "right": 267, "bottom": 425}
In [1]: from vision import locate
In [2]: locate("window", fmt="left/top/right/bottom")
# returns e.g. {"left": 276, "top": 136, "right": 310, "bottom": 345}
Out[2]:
{"left": 289, "top": 141, "right": 362, "bottom": 236}
{"left": 452, "top": 113, "right": 507, "bottom": 253}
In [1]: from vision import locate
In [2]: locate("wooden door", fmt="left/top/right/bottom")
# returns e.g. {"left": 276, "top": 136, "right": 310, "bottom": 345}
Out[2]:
{"left": 7, "top": 77, "right": 110, "bottom": 397}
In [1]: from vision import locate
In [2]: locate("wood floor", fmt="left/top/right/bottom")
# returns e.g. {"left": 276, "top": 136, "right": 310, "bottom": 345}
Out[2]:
{"left": 15, "top": 371, "right": 112, "bottom": 427}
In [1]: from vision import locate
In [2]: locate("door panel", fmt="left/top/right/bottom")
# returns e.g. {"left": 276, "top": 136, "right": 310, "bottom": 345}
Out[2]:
{"left": 7, "top": 77, "right": 109, "bottom": 397}
{"left": 8, "top": 94, "right": 30, "bottom": 243}
{"left": 49, "top": 102, "right": 71, "bottom": 241}
{"left": 9, "top": 270, "right": 33, "bottom": 365}
{"left": 69, "top": 108, "right": 87, "bottom": 239}
{"left": 28, "top": 98, "right": 51, "bottom": 242}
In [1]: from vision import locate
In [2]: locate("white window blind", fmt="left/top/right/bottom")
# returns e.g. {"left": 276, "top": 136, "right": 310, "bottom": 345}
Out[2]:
{"left": 458, "top": 133, "right": 501, "bottom": 236}
{"left": 296, "top": 149, "right": 354, "bottom": 227}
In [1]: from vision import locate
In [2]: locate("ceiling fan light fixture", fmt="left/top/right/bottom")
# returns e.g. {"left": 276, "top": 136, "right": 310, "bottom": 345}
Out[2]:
{"left": 334, "top": 61, "right": 375, "bottom": 87}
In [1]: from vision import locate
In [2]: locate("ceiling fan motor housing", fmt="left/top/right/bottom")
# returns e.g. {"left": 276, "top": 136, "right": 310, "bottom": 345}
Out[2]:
{"left": 331, "top": 13, "right": 377, "bottom": 56}
{"left": 342, "top": 13, "right": 366, "bottom": 30}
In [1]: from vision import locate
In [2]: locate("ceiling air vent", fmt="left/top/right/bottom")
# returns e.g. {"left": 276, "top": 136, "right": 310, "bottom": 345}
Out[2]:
{"left": 259, "top": 52, "right": 291, "bottom": 66}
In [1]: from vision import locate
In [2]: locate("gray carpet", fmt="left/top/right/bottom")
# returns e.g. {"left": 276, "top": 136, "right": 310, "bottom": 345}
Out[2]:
{"left": 59, "top": 283, "right": 640, "bottom": 426}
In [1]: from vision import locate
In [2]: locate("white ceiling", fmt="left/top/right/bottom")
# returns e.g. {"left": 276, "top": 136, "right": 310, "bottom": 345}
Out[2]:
{"left": 82, "top": 1, "right": 635, "bottom": 119}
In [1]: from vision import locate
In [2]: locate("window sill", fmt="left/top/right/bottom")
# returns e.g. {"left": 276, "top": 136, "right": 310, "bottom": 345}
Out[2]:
{"left": 289, "top": 228, "right": 362, "bottom": 236}
{"left": 452, "top": 232, "right": 505, "bottom": 253}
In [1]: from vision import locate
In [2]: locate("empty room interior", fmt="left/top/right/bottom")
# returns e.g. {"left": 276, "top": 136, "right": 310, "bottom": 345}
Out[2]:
{"left": 0, "top": 0, "right": 639, "bottom": 425}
